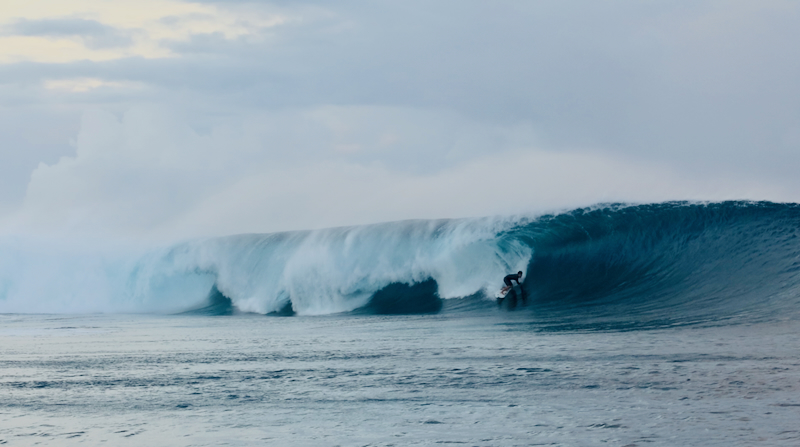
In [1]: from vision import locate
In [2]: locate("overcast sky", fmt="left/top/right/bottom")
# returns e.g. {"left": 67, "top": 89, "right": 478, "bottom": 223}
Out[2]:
{"left": 1, "top": 0, "right": 798, "bottom": 240}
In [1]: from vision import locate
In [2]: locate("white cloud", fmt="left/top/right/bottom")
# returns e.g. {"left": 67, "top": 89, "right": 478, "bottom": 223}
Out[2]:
{"left": 170, "top": 147, "right": 787, "bottom": 238}
{"left": 4, "top": 105, "right": 789, "bottom": 241}
{"left": 44, "top": 77, "right": 144, "bottom": 92}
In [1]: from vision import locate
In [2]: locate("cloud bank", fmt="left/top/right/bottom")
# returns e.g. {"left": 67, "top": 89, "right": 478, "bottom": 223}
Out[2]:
{"left": 0, "top": 0, "right": 798, "bottom": 239}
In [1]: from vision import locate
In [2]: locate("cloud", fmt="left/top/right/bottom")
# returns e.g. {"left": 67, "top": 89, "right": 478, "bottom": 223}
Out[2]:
{"left": 4, "top": 18, "right": 133, "bottom": 49}
{"left": 0, "top": 0, "right": 286, "bottom": 63}
{"left": 43, "top": 77, "right": 145, "bottom": 92}
{"left": 0, "top": 1, "right": 799, "bottom": 238}
{"left": 4, "top": 105, "right": 791, "bottom": 241}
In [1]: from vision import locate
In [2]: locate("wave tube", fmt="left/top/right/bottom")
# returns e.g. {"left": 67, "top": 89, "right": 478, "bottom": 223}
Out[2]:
{"left": 519, "top": 202, "right": 800, "bottom": 328}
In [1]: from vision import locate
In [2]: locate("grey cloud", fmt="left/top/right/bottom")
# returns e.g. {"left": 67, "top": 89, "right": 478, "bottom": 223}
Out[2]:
{"left": 1, "top": 0, "right": 800, "bottom": 219}
{"left": 3, "top": 2, "right": 799, "bottom": 150}
{"left": 0, "top": 107, "right": 80, "bottom": 212}
{"left": 4, "top": 18, "right": 134, "bottom": 49}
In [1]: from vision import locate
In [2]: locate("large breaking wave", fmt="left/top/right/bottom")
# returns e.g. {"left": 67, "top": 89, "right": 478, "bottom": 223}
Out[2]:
{"left": 2, "top": 202, "right": 800, "bottom": 328}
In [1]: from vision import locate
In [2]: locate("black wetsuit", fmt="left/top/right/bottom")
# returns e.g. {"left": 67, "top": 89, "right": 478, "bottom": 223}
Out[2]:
{"left": 504, "top": 274, "right": 521, "bottom": 288}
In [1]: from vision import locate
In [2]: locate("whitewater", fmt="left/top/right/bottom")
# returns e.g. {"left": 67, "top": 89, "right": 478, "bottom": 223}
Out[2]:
{"left": 2, "top": 201, "right": 800, "bottom": 445}
{"left": 0, "top": 212, "right": 531, "bottom": 315}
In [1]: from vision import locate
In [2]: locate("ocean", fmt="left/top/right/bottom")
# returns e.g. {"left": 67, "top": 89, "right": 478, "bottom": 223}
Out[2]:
{"left": 1, "top": 201, "right": 800, "bottom": 445}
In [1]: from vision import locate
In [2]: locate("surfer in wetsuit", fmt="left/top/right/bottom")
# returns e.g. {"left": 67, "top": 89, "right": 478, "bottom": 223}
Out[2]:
{"left": 501, "top": 271, "right": 523, "bottom": 294}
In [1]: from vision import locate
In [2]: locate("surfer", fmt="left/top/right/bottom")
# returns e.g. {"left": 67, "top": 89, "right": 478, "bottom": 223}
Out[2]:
{"left": 501, "top": 271, "right": 523, "bottom": 294}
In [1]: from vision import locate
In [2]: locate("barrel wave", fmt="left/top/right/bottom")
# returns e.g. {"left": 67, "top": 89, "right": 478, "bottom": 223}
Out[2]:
{"left": 1, "top": 201, "right": 800, "bottom": 329}
{"left": 521, "top": 202, "right": 800, "bottom": 329}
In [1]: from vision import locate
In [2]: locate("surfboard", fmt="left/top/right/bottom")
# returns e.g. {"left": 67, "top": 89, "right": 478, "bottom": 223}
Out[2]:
{"left": 496, "top": 284, "right": 525, "bottom": 309}
{"left": 496, "top": 285, "right": 520, "bottom": 298}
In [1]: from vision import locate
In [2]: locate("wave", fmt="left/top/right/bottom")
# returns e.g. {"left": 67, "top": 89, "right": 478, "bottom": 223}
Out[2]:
{"left": 520, "top": 202, "right": 800, "bottom": 329}
{"left": 2, "top": 202, "right": 800, "bottom": 328}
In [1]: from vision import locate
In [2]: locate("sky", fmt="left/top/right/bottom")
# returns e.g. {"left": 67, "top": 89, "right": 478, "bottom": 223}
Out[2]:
{"left": 1, "top": 0, "right": 799, "bottom": 240}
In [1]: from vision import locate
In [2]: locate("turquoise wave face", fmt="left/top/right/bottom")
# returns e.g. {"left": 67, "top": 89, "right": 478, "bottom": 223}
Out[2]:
{"left": 512, "top": 202, "right": 800, "bottom": 328}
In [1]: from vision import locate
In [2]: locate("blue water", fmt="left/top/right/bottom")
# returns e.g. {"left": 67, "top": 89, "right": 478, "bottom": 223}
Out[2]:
{"left": 2, "top": 201, "right": 800, "bottom": 445}
{"left": 1, "top": 313, "right": 799, "bottom": 446}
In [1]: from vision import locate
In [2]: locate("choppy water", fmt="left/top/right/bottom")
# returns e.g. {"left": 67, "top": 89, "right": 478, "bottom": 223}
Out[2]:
{"left": 1, "top": 312, "right": 799, "bottom": 446}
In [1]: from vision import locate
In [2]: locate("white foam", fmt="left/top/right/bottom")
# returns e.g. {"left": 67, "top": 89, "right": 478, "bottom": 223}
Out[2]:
{"left": 0, "top": 216, "right": 532, "bottom": 315}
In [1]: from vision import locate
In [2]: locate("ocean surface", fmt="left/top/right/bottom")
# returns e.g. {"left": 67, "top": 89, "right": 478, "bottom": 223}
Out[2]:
{"left": 2, "top": 202, "right": 800, "bottom": 445}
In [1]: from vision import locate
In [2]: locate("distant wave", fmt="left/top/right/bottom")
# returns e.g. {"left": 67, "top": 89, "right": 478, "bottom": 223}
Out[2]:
{"left": 2, "top": 202, "right": 800, "bottom": 329}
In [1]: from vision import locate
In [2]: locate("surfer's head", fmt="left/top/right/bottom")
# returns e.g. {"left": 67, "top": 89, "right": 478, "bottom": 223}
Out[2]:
{"left": 517, "top": 271, "right": 523, "bottom": 278}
